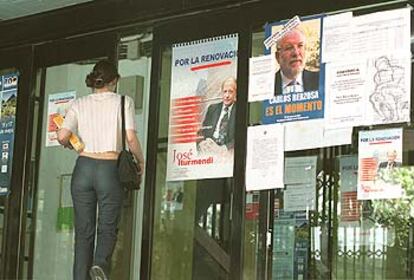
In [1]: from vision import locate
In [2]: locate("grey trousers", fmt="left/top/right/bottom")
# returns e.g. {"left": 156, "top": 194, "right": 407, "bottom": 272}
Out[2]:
{"left": 71, "top": 156, "right": 124, "bottom": 280}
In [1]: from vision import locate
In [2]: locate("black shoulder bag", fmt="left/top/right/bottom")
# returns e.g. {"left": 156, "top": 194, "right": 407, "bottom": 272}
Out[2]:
{"left": 117, "top": 95, "right": 141, "bottom": 190}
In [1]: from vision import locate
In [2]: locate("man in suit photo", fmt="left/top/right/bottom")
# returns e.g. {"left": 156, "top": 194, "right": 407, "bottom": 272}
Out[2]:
{"left": 378, "top": 149, "right": 402, "bottom": 170}
{"left": 198, "top": 77, "right": 237, "bottom": 152}
{"left": 274, "top": 27, "right": 319, "bottom": 95}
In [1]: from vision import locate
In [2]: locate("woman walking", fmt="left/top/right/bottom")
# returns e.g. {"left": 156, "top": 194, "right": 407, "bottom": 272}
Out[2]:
{"left": 57, "top": 59, "right": 144, "bottom": 280}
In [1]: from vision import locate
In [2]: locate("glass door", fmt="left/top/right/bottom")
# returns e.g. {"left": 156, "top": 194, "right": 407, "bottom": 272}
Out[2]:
{"left": 32, "top": 59, "right": 106, "bottom": 280}
{"left": 27, "top": 34, "right": 120, "bottom": 280}
{"left": 29, "top": 29, "right": 154, "bottom": 280}
{"left": 114, "top": 29, "right": 153, "bottom": 280}
{"left": 149, "top": 35, "right": 236, "bottom": 280}
{"left": 0, "top": 46, "right": 34, "bottom": 280}
{"left": 141, "top": 11, "right": 248, "bottom": 280}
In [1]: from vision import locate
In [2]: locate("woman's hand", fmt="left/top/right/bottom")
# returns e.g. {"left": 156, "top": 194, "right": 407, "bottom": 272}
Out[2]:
{"left": 57, "top": 128, "right": 73, "bottom": 148}
{"left": 138, "top": 162, "right": 145, "bottom": 175}
{"left": 65, "top": 142, "right": 74, "bottom": 150}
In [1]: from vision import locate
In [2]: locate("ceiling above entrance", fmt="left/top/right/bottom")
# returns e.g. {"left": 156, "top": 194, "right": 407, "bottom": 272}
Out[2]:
{"left": 0, "top": 0, "right": 93, "bottom": 21}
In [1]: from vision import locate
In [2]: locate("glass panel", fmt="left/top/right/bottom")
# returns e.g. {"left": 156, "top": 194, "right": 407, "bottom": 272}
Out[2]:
{"left": 243, "top": 191, "right": 260, "bottom": 279}
{"left": 151, "top": 38, "right": 236, "bottom": 279}
{"left": 247, "top": 3, "right": 413, "bottom": 280}
{"left": 29, "top": 61, "right": 90, "bottom": 279}
{"left": 117, "top": 30, "right": 152, "bottom": 279}
{"left": 242, "top": 29, "right": 266, "bottom": 280}
{"left": 0, "top": 70, "right": 20, "bottom": 274}
{"left": 31, "top": 35, "right": 153, "bottom": 279}
{"left": 333, "top": 150, "right": 414, "bottom": 280}
{"left": 32, "top": 61, "right": 99, "bottom": 280}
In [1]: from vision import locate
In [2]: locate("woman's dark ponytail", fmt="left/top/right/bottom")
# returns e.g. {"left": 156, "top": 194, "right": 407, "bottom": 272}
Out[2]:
{"left": 85, "top": 60, "right": 120, "bottom": 89}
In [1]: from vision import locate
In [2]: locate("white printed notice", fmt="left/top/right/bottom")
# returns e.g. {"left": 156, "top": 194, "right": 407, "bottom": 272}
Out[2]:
{"left": 358, "top": 128, "right": 403, "bottom": 200}
{"left": 321, "top": 12, "right": 352, "bottom": 63}
{"left": 350, "top": 8, "right": 411, "bottom": 57}
{"left": 284, "top": 119, "right": 352, "bottom": 151}
{"left": 248, "top": 55, "right": 275, "bottom": 102}
{"left": 245, "top": 124, "right": 284, "bottom": 191}
{"left": 325, "top": 54, "right": 411, "bottom": 128}
{"left": 284, "top": 183, "right": 315, "bottom": 212}
{"left": 324, "top": 8, "right": 411, "bottom": 128}
{"left": 166, "top": 34, "right": 238, "bottom": 181}
{"left": 325, "top": 61, "right": 366, "bottom": 128}
{"left": 284, "top": 156, "right": 317, "bottom": 211}
{"left": 284, "top": 156, "right": 317, "bottom": 185}
{"left": 46, "top": 91, "right": 76, "bottom": 147}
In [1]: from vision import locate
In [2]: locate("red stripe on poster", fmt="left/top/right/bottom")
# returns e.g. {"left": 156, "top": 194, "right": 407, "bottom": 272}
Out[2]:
{"left": 190, "top": 61, "right": 232, "bottom": 71}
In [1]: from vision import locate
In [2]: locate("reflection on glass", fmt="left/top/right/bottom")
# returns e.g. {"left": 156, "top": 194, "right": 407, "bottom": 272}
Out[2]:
{"left": 335, "top": 160, "right": 413, "bottom": 279}
{"left": 115, "top": 31, "right": 152, "bottom": 279}
{"left": 32, "top": 62, "right": 95, "bottom": 280}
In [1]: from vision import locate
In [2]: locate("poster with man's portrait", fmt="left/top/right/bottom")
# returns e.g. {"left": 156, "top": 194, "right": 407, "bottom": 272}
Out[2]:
{"left": 166, "top": 34, "right": 238, "bottom": 181}
{"left": 262, "top": 16, "right": 325, "bottom": 124}
{"left": 358, "top": 128, "right": 403, "bottom": 200}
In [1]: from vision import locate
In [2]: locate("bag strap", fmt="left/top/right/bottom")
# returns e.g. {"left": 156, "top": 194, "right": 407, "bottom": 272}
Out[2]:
{"left": 121, "top": 95, "right": 126, "bottom": 151}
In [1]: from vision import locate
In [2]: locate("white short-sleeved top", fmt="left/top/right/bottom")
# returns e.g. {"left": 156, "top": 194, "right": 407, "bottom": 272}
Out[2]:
{"left": 62, "top": 92, "right": 136, "bottom": 153}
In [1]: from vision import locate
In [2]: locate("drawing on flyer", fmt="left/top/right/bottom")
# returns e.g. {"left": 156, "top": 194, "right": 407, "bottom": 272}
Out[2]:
{"left": 369, "top": 55, "right": 409, "bottom": 124}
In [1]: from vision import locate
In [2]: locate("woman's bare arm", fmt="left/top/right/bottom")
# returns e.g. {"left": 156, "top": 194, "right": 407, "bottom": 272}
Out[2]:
{"left": 57, "top": 128, "right": 73, "bottom": 149}
{"left": 126, "top": 129, "right": 145, "bottom": 174}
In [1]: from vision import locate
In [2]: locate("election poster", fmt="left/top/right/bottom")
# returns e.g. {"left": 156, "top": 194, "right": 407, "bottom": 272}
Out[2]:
{"left": 273, "top": 211, "right": 309, "bottom": 280}
{"left": 245, "top": 192, "right": 260, "bottom": 220}
{"left": 46, "top": 91, "right": 76, "bottom": 147}
{"left": 358, "top": 128, "right": 403, "bottom": 200}
{"left": 166, "top": 34, "right": 238, "bottom": 181}
{"left": 162, "top": 181, "right": 184, "bottom": 214}
{"left": 262, "top": 15, "right": 324, "bottom": 124}
{"left": 339, "top": 156, "right": 360, "bottom": 223}
{"left": 273, "top": 213, "right": 295, "bottom": 279}
{"left": 0, "top": 73, "right": 19, "bottom": 195}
